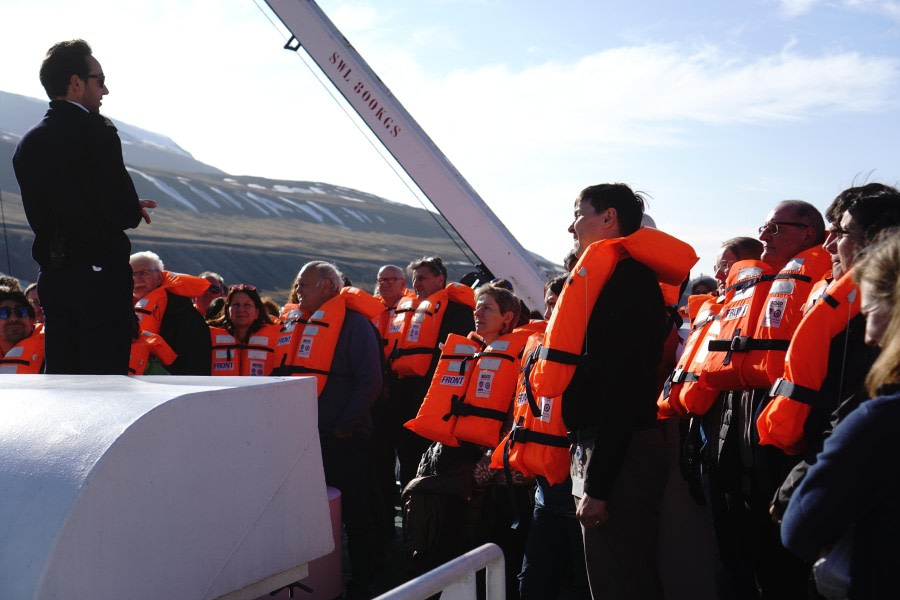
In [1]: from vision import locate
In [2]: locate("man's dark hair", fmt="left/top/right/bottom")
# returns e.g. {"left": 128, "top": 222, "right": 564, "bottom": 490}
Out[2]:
{"left": 578, "top": 183, "right": 646, "bottom": 236}
{"left": 408, "top": 256, "right": 447, "bottom": 281}
{"left": 545, "top": 273, "right": 567, "bottom": 297}
{"left": 0, "top": 286, "right": 35, "bottom": 320}
{"left": 721, "top": 236, "right": 764, "bottom": 261}
{"left": 781, "top": 200, "right": 826, "bottom": 245}
{"left": 841, "top": 183, "right": 900, "bottom": 245}
{"left": 39, "top": 39, "right": 92, "bottom": 99}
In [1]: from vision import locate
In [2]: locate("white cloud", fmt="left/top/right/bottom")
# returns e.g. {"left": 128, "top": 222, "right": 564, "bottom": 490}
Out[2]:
{"left": 776, "top": 0, "right": 823, "bottom": 17}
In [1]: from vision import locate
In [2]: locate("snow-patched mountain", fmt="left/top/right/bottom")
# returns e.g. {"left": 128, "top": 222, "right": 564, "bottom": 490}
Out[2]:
{"left": 0, "top": 90, "right": 556, "bottom": 302}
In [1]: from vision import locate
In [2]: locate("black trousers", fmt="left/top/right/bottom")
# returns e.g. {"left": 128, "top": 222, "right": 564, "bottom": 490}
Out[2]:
{"left": 321, "top": 433, "right": 377, "bottom": 590}
{"left": 38, "top": 263, "right": 134, "bottom": 375}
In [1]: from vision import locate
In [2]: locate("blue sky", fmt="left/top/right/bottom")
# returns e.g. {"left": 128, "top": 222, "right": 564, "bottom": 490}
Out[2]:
{"left": 4, "top": 0, "right": 899, "bottom": 280}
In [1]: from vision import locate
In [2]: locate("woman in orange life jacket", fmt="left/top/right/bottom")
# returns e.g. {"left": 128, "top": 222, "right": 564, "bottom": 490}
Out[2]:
{"left": 207, "top": 285, "right": 280, "bottom": 376}
{"left": 402, "top": 282, "right": 524, "bottom": 578}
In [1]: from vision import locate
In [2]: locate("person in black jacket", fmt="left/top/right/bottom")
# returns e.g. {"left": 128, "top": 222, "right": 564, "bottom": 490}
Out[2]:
{"left": 563, "top": 183, "right": 670, "bottom": 599}
{"left": 13, "top": 39, "right": 156, "bottom": 374}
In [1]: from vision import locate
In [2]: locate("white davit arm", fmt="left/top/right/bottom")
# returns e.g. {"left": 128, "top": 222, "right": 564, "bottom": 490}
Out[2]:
{"left": 263, "top": 0, "right": 548, "bottom": 310}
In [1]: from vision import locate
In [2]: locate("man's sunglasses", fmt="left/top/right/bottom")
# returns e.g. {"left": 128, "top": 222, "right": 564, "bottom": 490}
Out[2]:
{"left": 0, "top": 305, "right": 30, "bottom": 319}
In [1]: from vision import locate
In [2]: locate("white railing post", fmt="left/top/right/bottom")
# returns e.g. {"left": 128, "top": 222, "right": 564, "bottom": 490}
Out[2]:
{"left": 373, "top": 543, "right": 505, "bottom": 600}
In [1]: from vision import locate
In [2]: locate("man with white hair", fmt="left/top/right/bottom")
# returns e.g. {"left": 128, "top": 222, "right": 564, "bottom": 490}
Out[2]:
{"left": 129, "top": 251, "right": 211, "bottom": 375}
{"left": 294, "top": 260, "right": 382, "bottom": 599}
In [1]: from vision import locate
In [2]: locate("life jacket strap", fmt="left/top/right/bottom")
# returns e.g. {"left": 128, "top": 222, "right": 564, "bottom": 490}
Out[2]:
{"left": 708, "top": 333, "right": 790, "bottom": 365}
{"left": 450, "top": 402, "right": 507, "bottom": 422}
{"left": 536, "top": 345, "right": 585, "bottom": 367}
{"left": 768, "top": 377, "right": 819, "bottom": 405}
{"left": 508, "top": 426, "right": 570, "bottom": 448}
{"left": 0, "top": 358, "right": 29, "bottom": 366}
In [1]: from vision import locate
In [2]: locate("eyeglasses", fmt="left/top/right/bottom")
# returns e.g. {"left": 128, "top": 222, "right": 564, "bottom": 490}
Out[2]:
{"left": 230, "top": 284, "right": 257, "bottom": 292}
{"left": 132, "top": 269, "right": 160, "bottom": 279}
{"left": 377, "top": 277, "right": 401, "bottom": 285}
{"left": 85, "top": 74, "right": 106, "bottom": 87}
{"left": 205, "top": 285, "right": 223, "bottom": 295}
{"left": 758, "top": 221, "right": 810, "bottom": 236}
{"left": 489, "top": 278, "right": 514, "bottom": 291}
{"left": 0, "top": 306, "right": 29, "bottom": 320}
{"left": 713, "top": 261, "right": 734, "bottom": 274}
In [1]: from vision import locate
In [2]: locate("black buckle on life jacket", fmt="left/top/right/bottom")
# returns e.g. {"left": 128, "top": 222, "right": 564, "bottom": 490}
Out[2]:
{"left": 671, "top": 368, "right": 700, "bottom": 384}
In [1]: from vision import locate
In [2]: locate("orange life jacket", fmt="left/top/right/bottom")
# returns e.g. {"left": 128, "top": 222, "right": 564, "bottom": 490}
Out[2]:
{"left": 756, "top": 270, "right": 860, "bottom": 454}
{"left": 679, "top": 261, "right": 773, "bottom": 412}
{"left": 129, "top": 330, "right": 177, "bottom": 375}
{"left": 530, "top": 227, "right": 698, "bottom": 398}
{"left": 134, "top": 271, "right": 212, "bottom": 334}
{"left": 404, "top": 332, "right": 484, "bottom": 447}
{"left": 387, "top": 283, "right": 476, "bottom": 378}
{"left": 0, "top": 330, "right": 45, "bottom": 374}
{"left": 374, "top": 288, "right": 416, "bottom": 359}
{"left": 277, "top": 287, "right": 383, "bottom": 394}
{"left": 405, "top": 327, "right": 532, "bottom": 447}
{"left": 209, "top": 322, "right": 282, "bottom": 376}
{"left": 657, "top": 295, "right": 723, "bottom": 417}
{"left": 491, "top": 321, "right": 572, "bottom": 485}
{"left": 702, "top": 247, "right": 831, "bottom": 391}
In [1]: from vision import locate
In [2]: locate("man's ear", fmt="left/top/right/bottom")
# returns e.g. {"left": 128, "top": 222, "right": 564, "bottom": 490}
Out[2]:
{"left": 605, "top": 207, "right": 618, "bottom": 225}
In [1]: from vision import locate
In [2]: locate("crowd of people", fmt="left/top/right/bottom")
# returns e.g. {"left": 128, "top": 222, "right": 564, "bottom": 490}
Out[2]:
{"left": 5, "top": 37, "right": 899, "bottom": 600}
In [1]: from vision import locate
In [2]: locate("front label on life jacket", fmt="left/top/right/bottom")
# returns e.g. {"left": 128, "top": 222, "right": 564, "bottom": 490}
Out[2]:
{"left": 214, "top": 361, "right": 234, "bottom": 372}
{"left": 723, "top": 304, "right": 748, "bottom": 322}
{"left": 762, "top": 297, "right": 787, "bottom": 329}
{"left": 539, "top": 397, "right": 554, "bottom": 423}
{"left": 389, "top": 318, "right": 403, "bottom": 334}
{"left": 278, "top": 334, "right": 292, "bottom": 347}
{"left": 476, "top": 371, "right": 494, "bottom": 397}
{"left": 516, "top": 390, "right": 527, "bottom": 407}
{"left": 297, "top": 336, "right": 314, "bottom": 358}
{"left": 440, "top": 375, "right": 466, "bottom": 386}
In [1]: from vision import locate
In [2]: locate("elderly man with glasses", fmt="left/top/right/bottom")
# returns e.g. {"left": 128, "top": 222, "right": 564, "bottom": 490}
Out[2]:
{"left": 698, "top": 200, "right": 831, "bottom": 599}
{"left": 13, "top": 39, "right": 156, "bottom": 374}
{"left": 129, "top": 251, "right": 211, "bottom": 375}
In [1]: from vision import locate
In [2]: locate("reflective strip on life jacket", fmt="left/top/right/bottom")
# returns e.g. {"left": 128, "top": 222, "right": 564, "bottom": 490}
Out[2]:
{"left": 756, "top": 270, "right": 860, "bottom": 454}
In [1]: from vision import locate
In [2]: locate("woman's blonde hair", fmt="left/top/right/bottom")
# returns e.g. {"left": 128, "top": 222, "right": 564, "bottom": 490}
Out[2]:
{"left": 852, "top": 229, "right": 900, "bottom": 396}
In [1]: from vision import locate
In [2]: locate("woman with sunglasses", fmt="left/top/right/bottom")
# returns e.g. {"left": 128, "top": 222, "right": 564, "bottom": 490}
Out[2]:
{"left": 207, "top": 284, "right": 283, "bottom": 377}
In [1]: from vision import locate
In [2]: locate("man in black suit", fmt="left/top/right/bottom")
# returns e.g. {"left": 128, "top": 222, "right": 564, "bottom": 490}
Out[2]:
{"left": 13, "top": 39, "right": 156, "bottom": 374}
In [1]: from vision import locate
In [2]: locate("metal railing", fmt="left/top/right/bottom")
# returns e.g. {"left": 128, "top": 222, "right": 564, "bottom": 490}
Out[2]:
{"left": 373, "top": 543, "right": 505, "bottom": 600}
